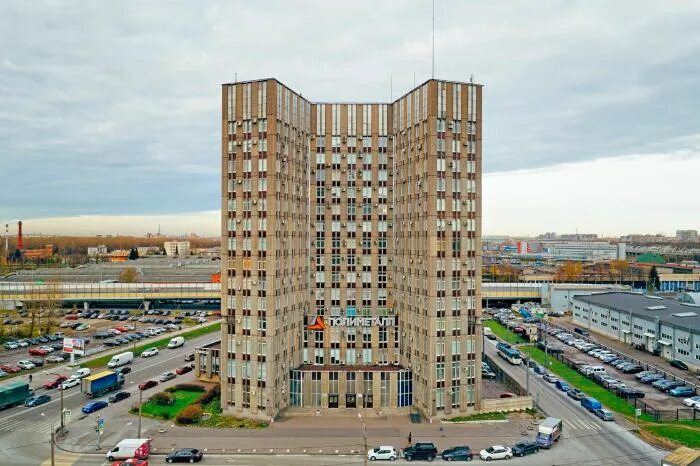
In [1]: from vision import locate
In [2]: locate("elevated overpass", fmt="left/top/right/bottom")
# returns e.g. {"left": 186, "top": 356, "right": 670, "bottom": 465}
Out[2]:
{"left": 0, "top": 281, "right": 541, "bottom": 308}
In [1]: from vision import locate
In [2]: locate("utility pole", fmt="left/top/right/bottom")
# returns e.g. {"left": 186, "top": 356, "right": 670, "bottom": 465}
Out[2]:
{"left": 59, "top": 388, "right": 64, "bottom": 436}
{"left": 137, "top": 388, "right": 143, "bottom": 437}
{"left": 358, "top": 413, "right": 367, "bottom": 466}
{"left": 50, "top": 422, "right": 55, "bottom": 466}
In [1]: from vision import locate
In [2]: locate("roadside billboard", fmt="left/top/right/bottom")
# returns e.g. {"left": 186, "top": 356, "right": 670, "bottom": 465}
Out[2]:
{"left": 63, "top": 337, "right": 85, "bottom": 355}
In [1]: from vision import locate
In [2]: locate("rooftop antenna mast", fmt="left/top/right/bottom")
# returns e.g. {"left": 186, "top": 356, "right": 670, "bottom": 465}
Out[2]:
{"left": 432, "top": 0, "right": 435, "bottom": 78}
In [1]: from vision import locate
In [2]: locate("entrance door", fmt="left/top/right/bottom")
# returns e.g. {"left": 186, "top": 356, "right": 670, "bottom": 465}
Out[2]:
{"left": 328, "top": 394, "right": 339, "bottom": 408}
{"left": 346, "top": 394, "right": 356, "bottom": 408}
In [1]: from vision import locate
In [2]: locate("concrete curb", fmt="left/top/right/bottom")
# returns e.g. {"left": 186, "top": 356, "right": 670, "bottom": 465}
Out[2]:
{"left": 442, "top": 419, "right": 510, "bottom": 424}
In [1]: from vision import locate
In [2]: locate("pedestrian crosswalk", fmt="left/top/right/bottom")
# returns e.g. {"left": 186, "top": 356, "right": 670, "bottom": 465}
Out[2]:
{"left": 40, "top": 452, "right": 83, "bottom": 466}
{"left": 0, "top": 416, "right": 55, "bottom": 434}
{"left": 565, "top": 418, "right": 602, "bottom": 432}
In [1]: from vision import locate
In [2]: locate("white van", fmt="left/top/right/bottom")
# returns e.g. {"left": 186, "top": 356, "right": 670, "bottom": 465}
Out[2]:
{"left": 105, "top": 438, "right": 151, "bottom": 461}
{"left": 71, "top": 368, "right": 91, "bottom": 379}
{"left": 584, "top": 366, "right": 607, "bottom": 376}
{"left": 107, "top": 351, "right": 134, "bottom": 368}
{"left": 167, "top": 336, "right": 185, "bottom": 349}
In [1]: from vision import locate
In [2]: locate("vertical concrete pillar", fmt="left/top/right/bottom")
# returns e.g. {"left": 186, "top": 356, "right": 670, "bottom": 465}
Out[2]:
{"left": 83, "top": 301, "right": 89, "bottom": 311}
{"left": 143, "top": 301, "right": 150, "bottom": 311}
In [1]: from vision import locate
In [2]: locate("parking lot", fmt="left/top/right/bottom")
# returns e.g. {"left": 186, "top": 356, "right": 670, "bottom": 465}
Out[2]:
{"left": 0, "top": 307, "right": 212, "bottom": 377}
{"left": 542, "top": 322, "right": 700, "bottom": 418}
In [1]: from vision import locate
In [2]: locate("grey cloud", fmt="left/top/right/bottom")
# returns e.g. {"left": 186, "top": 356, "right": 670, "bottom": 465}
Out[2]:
{"left": 1, "top": 0, "right": 700, "bottom": 219}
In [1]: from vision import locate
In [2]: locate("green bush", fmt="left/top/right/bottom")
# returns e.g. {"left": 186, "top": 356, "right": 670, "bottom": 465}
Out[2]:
{"left": 168, "top": 383, "right": 205, "bottom": 393}
{"left": 149, "top": 391, "right": 175, "bottom": 406}
{"left": 176, "top": 404, "right": 203, "bottom": 424}
{"left": 197, "top": 385, "right": 220, "bottom": 405}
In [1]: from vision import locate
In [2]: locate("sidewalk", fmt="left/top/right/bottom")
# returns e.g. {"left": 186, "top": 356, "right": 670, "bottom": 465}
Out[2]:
{"left": 144, "top": 413, "right": 537, "bottom": 455}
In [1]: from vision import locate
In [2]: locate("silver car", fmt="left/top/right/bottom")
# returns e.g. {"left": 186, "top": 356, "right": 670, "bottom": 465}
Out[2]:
{"left": 158, "top": 371, "right": 176, "bottom": 382}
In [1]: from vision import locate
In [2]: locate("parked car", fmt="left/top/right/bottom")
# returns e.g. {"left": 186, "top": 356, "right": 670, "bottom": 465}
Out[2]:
{"left": 141, "top": 348, "right": 159, "bottom": 358}
{"left": 175, "top": 366, "right": 193, "bottom": 375}
{"left": 0, "top": 363, "right": 21, "bottom": 373}
{"left": 621, "top": 365, "right": 644, "bottom": 374}
{"left": 567, "top": 388, "right": 586, "bottom": 401}
{"left": 670, "top": 360, "right": 689, "bottom": 370}
{"left": 28, "top": 348, "right": 49, "bottom": 356}
{"left": 45, "top": 355, "right": 66, "bottom": 363}
{"left": 25, "top": 394, "right": 51, "bottom": 407}
{"left": 482, "top": 370, "right": 497, "bottom": 380}
{"left": 594, "top": 408, "right": 614, "bottom": 421}
{"left": 641, "top": 373, "right": 665, "bottom": 384}
{"left": 17, "top": 360, "right": 36, "bottom": 370}
{"left": 158, "top": 372, "right": 176, "bottom": 382}
{"left": 44, "top": 375, "right": 68, "bottom": 389}
{"left": 534, "top": 365, "right": 546, "bottom": 375}
{"left": 108, "top": 391, "right": 131, "bottom": 403}
{"left": 669, "top": 386, "right": 695, "bottom": 397}
{"left": 28, "top": 358, "right": 45, "bottom": 367}
{"left": 3, "top": 341, "right": 19, "bottom": 350}
{"left": 581, "top": 397, "right": 602, "bottom": 412}
{"left": 366, "top": 446, "right": 398, "bottom": 461}
{"left": 617, "top": 388, "right": 645, "bottom": 399}
{"left": 138, "top": 380, "right": 158, "bottom": 391}
{"left": 441, "top": 446, "right": 473, "bottom": 461}
{"left": 60, "top": 378, "right": 80, "bottom": 390}
{"left": 636, "top": 371, "right": 656, "bottom": 380}
{"left": 480, "top": 445, "right": 512, "bottom": 461}
{"left": 403, "top": 442, "right": 438, "bottom": 461}
{"left": 82, "top": 400, "right": 108, "bottom": 414}
{"left": 165, "top": 448, "right": 203, "bottom": 463}
{"left": 511, "top": 440, "right": 539, "bottom": 457}
{"left": 555, "top": 380, "right": 570, "bottom": 392}
{"left": 543, "top": 373, "right": 559, "bottom": 383}
{"left": 682, "top": 396, "right": 700, "bottom": 407}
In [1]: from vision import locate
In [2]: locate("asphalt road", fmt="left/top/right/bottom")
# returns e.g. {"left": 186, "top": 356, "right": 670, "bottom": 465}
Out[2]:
{"left": 484, "top": 338, "right": 667, "bottom": 466}
{"left": 0, "top": 331, "right": 219, "bottom": 466}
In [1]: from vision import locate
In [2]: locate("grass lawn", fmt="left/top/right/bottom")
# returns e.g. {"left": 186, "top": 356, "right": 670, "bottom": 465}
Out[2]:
{"left": 446, "top": 411, "right": 507, "bottom": 422}
{"left": 484, "top": 320, "right": 528, "bottom": 345}
{"left": 136, "top": 390, "right": 203, "bottom": 419}
{"left": 194, "top": 397, "right": 268, "bottom": 429}
{"left": 645, "top": 425, "right": 700, "bottom": 448}
{"left": 82, "top": 322, "right": 220, "bottom": 369}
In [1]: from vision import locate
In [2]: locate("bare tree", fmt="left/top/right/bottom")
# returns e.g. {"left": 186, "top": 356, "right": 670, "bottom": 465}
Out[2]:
{"left": 119, "top": 267, "right": 140, "bottom": 283}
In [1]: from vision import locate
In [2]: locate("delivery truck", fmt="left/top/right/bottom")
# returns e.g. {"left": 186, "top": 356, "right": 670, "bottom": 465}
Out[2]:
{"left": 107, "top": 351, "right": 134, "bottom": 368}
{"left": 105, "top": 438, "right": 151, "bottom": 461}
{"left": 0, "top": 381, "right": 32, "bottom": 410}
{"left": 82, "top": 370, "right": 125, "bottom": 398}
{"left": 536, "top": 417, "right": 562, "bottom": 448}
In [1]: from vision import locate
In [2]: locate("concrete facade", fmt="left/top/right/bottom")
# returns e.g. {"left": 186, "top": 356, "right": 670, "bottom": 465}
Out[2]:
{"left": 221, "top": 78, "right": 482, "bottom": 420}
{"left": 571, "top": 292, "right": 700, "bottom": 372}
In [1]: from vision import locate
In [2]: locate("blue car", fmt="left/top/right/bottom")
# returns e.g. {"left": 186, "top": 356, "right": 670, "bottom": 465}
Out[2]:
{"left": 534, "top": 365, "right": 546, "bottom": 375}
{"left": 555, "top": 380, "right": 570, "bottom": 392}
{"left": 82, "top": 400, "right": 108, "bottom": 414}
{"left": 669, "top": 386, "right": 695, "bottom": 398}
{"left": 25, "top": 394, "right": 51, "bottom": 407}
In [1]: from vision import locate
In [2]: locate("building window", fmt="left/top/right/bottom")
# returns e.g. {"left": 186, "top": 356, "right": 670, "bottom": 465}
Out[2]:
{"left": 380, "top": 372, "right": 390, "bottom": 408}
{"left": 311, "top": 371, "right": 322, "bottom": 407}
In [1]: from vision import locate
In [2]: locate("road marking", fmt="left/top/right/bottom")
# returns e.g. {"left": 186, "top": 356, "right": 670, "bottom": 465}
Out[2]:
{"left": 40, "top": 452, "right": 83, "bottom": 466}
{"left": 0, "top": 416, "right": 54, "bottom": 433}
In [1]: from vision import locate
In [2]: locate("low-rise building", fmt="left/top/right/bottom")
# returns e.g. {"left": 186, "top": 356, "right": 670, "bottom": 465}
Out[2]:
{"left": 659, "top": 273, "right": 700, "bottom": 293}
{"left": 87, "top": 245, "right": 108, "bottom": 256}
{"left": 571, "top": 292, "right": 700, "bottom": 371}
{"left": 163, "top": 241, "right": 190, "bottom": 257}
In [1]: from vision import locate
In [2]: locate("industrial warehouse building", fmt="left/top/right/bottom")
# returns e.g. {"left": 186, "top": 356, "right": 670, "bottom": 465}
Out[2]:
{"left": 571, "top": 292, "right": 700, "bottom": 372}
{"left": 219, "top": 78, "right": 483, "bottom": 421}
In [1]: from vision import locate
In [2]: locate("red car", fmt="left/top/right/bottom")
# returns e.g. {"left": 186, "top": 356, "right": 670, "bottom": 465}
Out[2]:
{"left": 29, "top": 348, "right": 49, "bottom": 356}
{"left": 175, "top": 366, "right": 193, "bottom": 375}
{"left": 112, "top": 459, "right": 148, "bottom": 466}
{"left": 138, "top": 380, "right": 158, "bottom": 391}
{"left": 0, "top": 364, "right": 21, "bottom": 373}
{"left": 65, "top": 315, "right": 79, "bottom": 320}
{"left": 115, "top": 326, "right": 129, "bottom": 333}
{"left": 44, "top": 375, "right": 68, "bottom": 389}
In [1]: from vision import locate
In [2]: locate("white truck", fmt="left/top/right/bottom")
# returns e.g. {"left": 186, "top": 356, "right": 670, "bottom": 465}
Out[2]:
{"left": 167, "top": 336, "right": 185, "bottom": 349}
{"left": 536, "top": 417, "right": 562, "bottom": 449}
{"left": 107, "top": 351, "right": 134, "bottom": 368}
{"left": 105, "top": 438, "right": 151, "bottom": 461}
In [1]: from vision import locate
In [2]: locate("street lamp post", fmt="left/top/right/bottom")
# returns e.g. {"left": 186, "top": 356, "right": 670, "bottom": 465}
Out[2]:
{"left": 358, "top": 413, "right": 367, "bottom": 466}
{"left": 41, "top": 413, "right": 55, "bottom": 466}
{"left": 137, "top": 387, "right": 143, "bottom": 438}
{"left": 48, "top": 372, "right": 65, "bottom": 435}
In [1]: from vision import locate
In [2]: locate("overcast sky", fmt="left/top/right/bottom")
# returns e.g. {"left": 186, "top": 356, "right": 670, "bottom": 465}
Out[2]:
{"left": 1, "top": 1, "right": 699, "bottom": 236}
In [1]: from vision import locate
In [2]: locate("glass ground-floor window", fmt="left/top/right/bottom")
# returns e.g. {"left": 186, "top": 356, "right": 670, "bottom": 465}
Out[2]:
{"left": 329, "top": 394, "right": 339, "bottom": 408}
{"left": 289, "top": 370, "right": 302, "bottom": 407}
{"left": 398, "top": 370, "right": 413, "bottom": 407}
{"left": 346, "top": 393, "right": 356, "bottom": 408}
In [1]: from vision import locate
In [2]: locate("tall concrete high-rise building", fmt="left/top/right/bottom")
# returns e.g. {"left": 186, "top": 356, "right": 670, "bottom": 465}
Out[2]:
{"left": 220, "top": 78, "right": 482, "bottom": 420}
